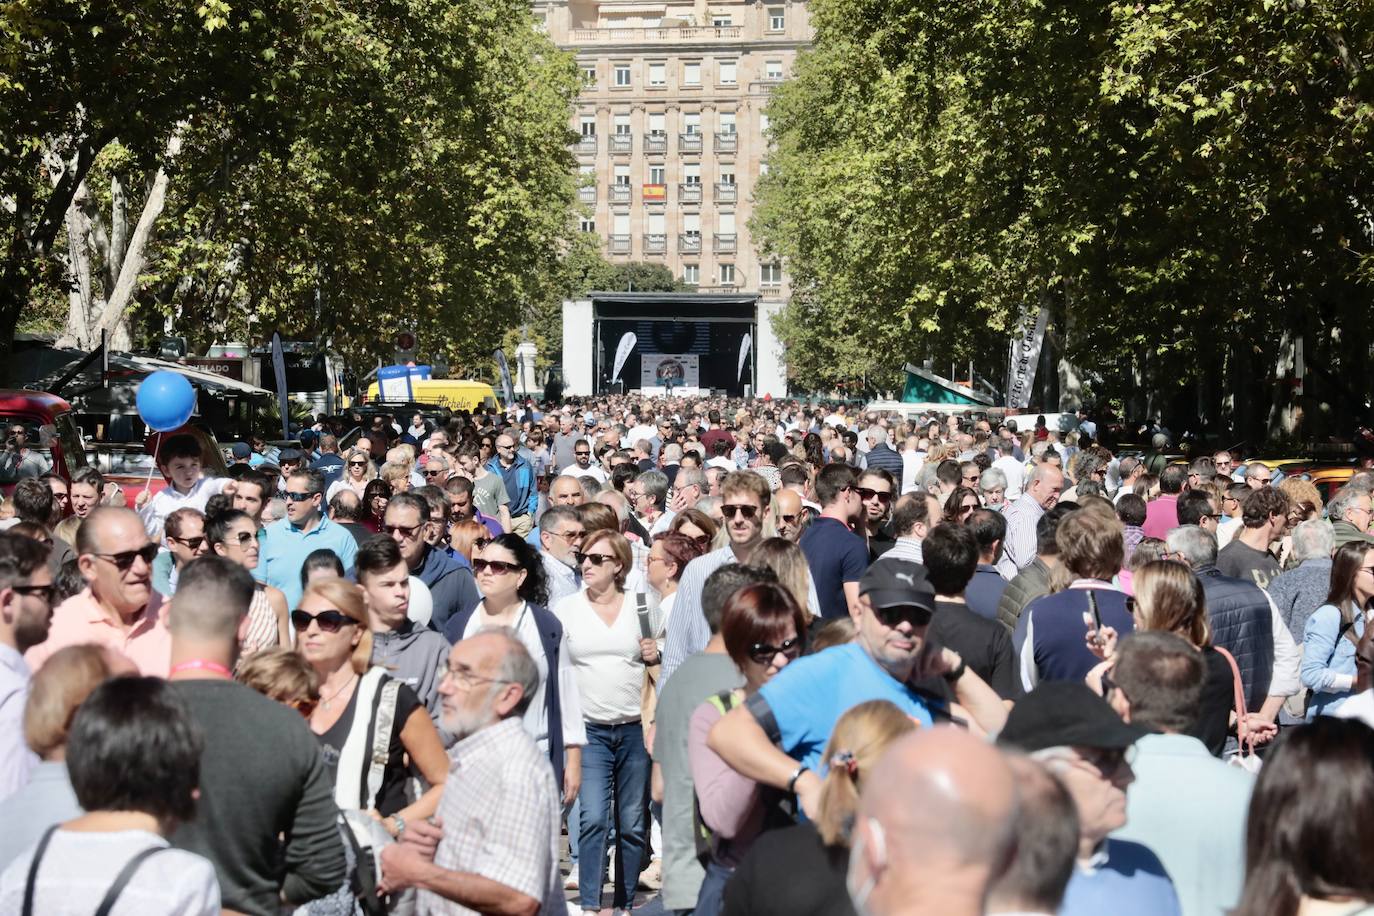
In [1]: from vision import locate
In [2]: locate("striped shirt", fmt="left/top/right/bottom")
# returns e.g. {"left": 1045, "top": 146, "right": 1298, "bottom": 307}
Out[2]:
{"left": 997, "top": 495, "right": 1045, "bottom": 580}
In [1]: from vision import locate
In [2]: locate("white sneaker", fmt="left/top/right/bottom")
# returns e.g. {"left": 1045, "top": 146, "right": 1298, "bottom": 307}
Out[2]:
{"left": 563, "top": 873, "right": 579, "bottom": 890}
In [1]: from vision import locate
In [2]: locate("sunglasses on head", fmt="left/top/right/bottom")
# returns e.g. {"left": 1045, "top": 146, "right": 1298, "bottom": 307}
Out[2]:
{"left": 284, "top": 491, "right": 317, "bottom": 503}
{"left": 856, "top": 487, "right": 892, "bottom": 504}
{"left": 873, "top": 603, "right": 933, "bottom": 629}
{"left": 290, "top": 609, "right": 356, "bottom": 633}
{"left": 472, "top": 558, "right": 521, "bottom": 575}
{"left": 748, "top": 637, "right": 802, "bottom": 665}
{"left": 91, "top": 543, "right": 160, "bottom": 570}
{"left": 575, "top": 551, "right": 617, "bottom": 567}
{"left": 721, "top": 504, "right": 759, "bottom": 519}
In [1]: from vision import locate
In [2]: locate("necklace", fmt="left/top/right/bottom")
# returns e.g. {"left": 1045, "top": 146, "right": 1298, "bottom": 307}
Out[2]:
{"left": 320, "top": 673, "right": 358, "bottom": 711}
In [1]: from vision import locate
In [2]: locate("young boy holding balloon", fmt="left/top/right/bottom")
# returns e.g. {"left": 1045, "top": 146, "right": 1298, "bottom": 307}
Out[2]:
{"left": 136, "top": 433, "right": 238, "bottom": 538}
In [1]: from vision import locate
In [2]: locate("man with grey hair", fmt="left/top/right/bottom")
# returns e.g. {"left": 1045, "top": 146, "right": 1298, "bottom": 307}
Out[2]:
{"left": 660, "top": 441, "right": 684, "bottom": 489}
{"left": 863, "top": 426, "right": 905, "bottom": 478}
{"left": 1268, "top": 519, "right": 1337, "bottom": 645}
{"left": 1113, "top": 456, "right": 1144, "bottom": 505}
{"left": 997, "top": 463, "right": 1064, "bottom": 579}
{"left": 380, "top": 628, "right": 563, "bottom": 915}
{"left": 1165, "top": 525, "right": 1299, "bottom": 741}
{"left": 670, "top": 465, "right": 707, "bottom": 513}
{"left": 987, "top": 756, "right": 1078, "bottom": 916}
{"left": 1327, "top": 485, "right": 1374, "bottom": 549}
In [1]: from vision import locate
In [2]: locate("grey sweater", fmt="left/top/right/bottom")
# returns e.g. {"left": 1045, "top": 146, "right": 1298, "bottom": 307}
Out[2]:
{"left": 170, "top": 680, "right": 346, "bottom": 915}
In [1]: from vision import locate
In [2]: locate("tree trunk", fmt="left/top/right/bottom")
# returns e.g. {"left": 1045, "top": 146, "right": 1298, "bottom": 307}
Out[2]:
{"left": 60, "top": 182, "right": 95, "bottom": 349}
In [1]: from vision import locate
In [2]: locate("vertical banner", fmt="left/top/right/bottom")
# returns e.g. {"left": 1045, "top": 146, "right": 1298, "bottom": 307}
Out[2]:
{"left": 1005, "top": 306, "right": 1050, "bottom": 409}
{"left": 737, "top": 333, "right": 752, "bottom": 381}
{"left": 493, "top": 349, "right": 516, "bottom": 407}
{"left": 270, "top": 332, "right": 290, "bottom": 440}
{"left": 611, "top": 332, "right": 637, "bottom": 383}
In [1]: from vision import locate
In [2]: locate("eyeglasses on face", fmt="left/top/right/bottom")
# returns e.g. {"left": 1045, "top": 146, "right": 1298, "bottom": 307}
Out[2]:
{"left": 551, "top": 528, "right": 585, "bottom": 543}
{"left": 747, "top": 636, "right": 802, "bottom": 665}
{"left": 856, "top": 487, "right": 893, "bottom": 505}
{"left": 348, "top": 460, "right": 368, "bottom": 467}
{"left": 284, "top": 490, "right": 318, "bottom": 503}
{"left": 290, "top": 609, "right": 355, "bottom": 633}
{"left": 873, "top": 603, "right": 932, "bottom": 630}
{"left": 575, "top": 450, "right": 591, "bottom": 457}
{"left": 424, "top": 468, "right": 447, "bottom": 477}
{"left": 443, "top": 664, "right": 515, "bottom": 690}
{"left": 383, "top": 523, "right": 423, "bottom": 539}
{"left": 575, "top": 551, "right": 617, "bottom": 567}
{"left": 91, "top": 544, "right": 160, "bottom": 570}
{"left": 10, "top": 583, "right": 54, "bottom": 603}
{"left": 225, "top": 530, "right": 256, "bottom": 546}
{"left": 170, "top": 535, "right": 206, "bottom": 550}
{"left": 779, "top": 514, "right": 799, "bottom": 525}
{"left": 472, "top": 558, "right": 521, "bottom": 576}
{"left": 721, "top": 503, "right": 759, "bottom": 520}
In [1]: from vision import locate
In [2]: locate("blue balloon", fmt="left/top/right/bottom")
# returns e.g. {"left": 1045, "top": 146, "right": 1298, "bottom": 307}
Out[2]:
{"left": 136, "top": 370, "right": 197, "bottom": 432}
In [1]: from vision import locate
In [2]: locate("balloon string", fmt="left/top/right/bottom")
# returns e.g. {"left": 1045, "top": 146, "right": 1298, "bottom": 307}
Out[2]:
{"left": 145, "top": 431, "right": 162, "bottom": 494}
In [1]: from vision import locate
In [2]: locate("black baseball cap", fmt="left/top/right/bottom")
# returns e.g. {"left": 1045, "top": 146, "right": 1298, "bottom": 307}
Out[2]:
{"left": 859, "top": 560, "right": 936, "bottom": 614}
{"left": 277, "top": 448, "right": 304, "bottom": 464}
{"left": 997, "top": 681, "right": 1151, "bottom": 752}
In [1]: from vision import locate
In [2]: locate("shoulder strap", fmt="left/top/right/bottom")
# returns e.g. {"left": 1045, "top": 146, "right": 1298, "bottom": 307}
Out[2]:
{"left": 1337, "top": 612, "right": 1364, "bottom": 650}
{"left": 366, "top": 676, "right": 403, "bottom": 811}
{"left": 635, "top": 592, "right": 652, "bottom": 640}
{"left": 94, "top": 844, "right": 171, "bottom": 916}
{"left": 21, "top": 825, "right": 59, "bottom": 916}
{"left": 1214, "top": 646, "right": 1252, "bottom": 747}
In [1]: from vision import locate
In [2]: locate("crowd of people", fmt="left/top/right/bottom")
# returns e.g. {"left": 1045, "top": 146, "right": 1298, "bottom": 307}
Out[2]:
{"left": 0, "top": 395, "right": 1373, "bottom": 916}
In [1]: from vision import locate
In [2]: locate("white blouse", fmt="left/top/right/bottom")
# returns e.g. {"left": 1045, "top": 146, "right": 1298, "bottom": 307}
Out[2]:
{"left": 553, "top": 588, "right": 665, "bottom": 726}
{"left": 462, "top": 601, "right": 586, "bottom": 751}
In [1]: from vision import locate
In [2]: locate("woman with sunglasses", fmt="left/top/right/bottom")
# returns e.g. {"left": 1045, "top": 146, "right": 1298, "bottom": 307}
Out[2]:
{"left": 361, "top": 479, "right": 391, "bottom": 533}
{"left": 206, "top": 508, "right": 289, "bottom": 658}
{"left": 325, "top": 448, "right": 375, "bottom": 502}
{"left": 556, "top": 529, "right": 664, "bottom": 916}
{"left": 442, "top": 534, "right": 585, "bottom": 805}
{"left": 689, "top": 582, "right": 807, "bottom": 916}
{"left": 1300, "top": 541, "right": 1374, "bottom": 720}
{"left": 855, "top": 469, "right": 896, "bottom": 558}
{"left": 294, "top": 577, "right": 449, "bottom": 848}
{"left": 670, "top": 507, "right": 719, "bottom": 552}
{"left": 942, "top": 485, "right": 982, "bottom": 525}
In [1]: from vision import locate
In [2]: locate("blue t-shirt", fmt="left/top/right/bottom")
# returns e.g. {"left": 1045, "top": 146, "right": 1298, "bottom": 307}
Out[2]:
{"left": 758, "top": 643, "right": 938, "bottom": 773}
{"left": 1061, "top": 839, "right": 1181, "bottom": 916}
{"left": 798, "top": 517, "right": 869, "bottom": 619}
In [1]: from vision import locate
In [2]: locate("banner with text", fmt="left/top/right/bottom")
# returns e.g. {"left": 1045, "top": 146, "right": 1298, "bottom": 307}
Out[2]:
{"left": 1005, "top": 306, "right": 1050, "bottom": 409}
{"left": 640, "top": 353, "right": 700, "bottom": 394}
{"left": 611, "top": 332, "right": 637, "bottom": 383}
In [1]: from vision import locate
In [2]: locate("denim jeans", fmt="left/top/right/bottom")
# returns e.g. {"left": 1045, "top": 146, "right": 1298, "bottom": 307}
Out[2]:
{"left": 578, "top": 721, "right": 651, "bottom": 910}
{"left": 693, "top": 859, "right": 733, "bottom": 916}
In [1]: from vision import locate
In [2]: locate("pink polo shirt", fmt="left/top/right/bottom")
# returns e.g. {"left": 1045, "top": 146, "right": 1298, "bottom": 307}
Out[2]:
{"left": 25, "top": 588, "right": 171, "bottom": 677}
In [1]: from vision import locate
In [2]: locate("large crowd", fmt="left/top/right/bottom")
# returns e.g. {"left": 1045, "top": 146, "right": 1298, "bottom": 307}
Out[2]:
{"left": 0, "top": 397, "right": 1372, "bottom": 916}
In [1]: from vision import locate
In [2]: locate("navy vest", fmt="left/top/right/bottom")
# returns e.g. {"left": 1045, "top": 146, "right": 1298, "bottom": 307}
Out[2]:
{"left": 1197, "top": 566, "right": 1274, "bottom": 713}
{"left": 444, "top": 602, "right": 568, "bottom": 786}
{"left": 1027, "top": 587, "right": 1135, "bottom": 683}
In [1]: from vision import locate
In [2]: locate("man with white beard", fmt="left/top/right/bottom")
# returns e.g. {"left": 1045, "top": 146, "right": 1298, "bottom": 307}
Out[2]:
{"left": 378, "top": 628, "right": 564, "bottom": 915}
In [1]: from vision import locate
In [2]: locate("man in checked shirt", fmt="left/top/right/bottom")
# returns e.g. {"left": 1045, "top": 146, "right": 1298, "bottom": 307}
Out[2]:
{"left": 380, "top": 628, "right": 564, "bottom": 916}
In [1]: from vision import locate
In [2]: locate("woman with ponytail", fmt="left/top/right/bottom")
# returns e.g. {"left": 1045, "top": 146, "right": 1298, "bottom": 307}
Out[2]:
{"left": 721, "top": 700, "right": 917, "bottom": 916}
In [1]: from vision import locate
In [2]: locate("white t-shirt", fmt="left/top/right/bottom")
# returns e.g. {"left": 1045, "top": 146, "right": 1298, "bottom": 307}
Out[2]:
{"left": 0, "top": 829, "right": 220, "bottom": 916}
{"left": 1332, "top": 690, "right": 1374, "bottom": 728}
{"left": 993, "top": 455, "right": 1026, "bottom": 500}
{"left": 563, "top": 464, "right": 609, "bottom": 484}
{"left": 553, "top": 589, "right": 664, "bottom": 725}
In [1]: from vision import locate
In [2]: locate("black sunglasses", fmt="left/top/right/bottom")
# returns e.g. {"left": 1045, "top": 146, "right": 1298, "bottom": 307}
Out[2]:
{"left": 472, "top": 558, "right": 521, "bottom": 575}
{"left": 348, "top": 460, "right": 368, "bottom": 467}
{"left": 873, "top": 603, "right": 933, "bottom": 629}
{"left": 383, "top": 523, "right": 423, "bottom": 539}
{"left": 575, "top": 450, "right": 591, "bottom": 457}
{"left": 856, "top": 487, "right": 893, "bottom": 505}
{"left": 721, "top": 504, "right": 759, "bottom": 519}
{"left": 779, "top": 514, "right": 799, "bottom": 524}
{"left": 748, "top": 637, "right": 802, "bottom": 665}
{"left": 284, "top": 491, "right": 318, "bottom": 503}
{"left": 227, "top": 530, "right": 256, "bottom": 546}
{"left": 10, "top": 583, "right": 54, "bottom": 603}
{"left": 91, "top": 544, "right": 160, "bottom": 570}
{"left": 290, "top": 609, "right": 356, "bottom": 633}
{"left": 170, "top": 535, "right": 207, "bottom": 550}
{"left": 575, "top": 551, "right": 617, "bottom": 567}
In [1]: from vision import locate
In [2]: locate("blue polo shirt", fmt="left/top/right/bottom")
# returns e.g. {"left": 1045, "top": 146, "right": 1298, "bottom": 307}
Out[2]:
{"left": 758, "top": 643, "right": 938, "bottom": 774}
{"left": 798, "top": 517, "right": 869, "bottom": 619}
{"left": 255, "top": 514, "right": 358, "bottom": 608}
{"left": 1060, "top": 839, "right": 1180, "bottom": 916}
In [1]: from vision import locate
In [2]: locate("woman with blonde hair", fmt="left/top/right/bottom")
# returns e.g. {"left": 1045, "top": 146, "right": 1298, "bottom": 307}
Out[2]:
{"left": 379, "top": 461, "right": 411, "bottom": 495}
{"left": 294, "top": 577, "right": 448, "bottom": 846}
{"left": 748, "top": 537, "right": 817, "bottom": 627}
{"left": 446, "top": 518, "right": 489, "bottom": 564}
{"left": 326, "top": 447, "right": 375, "bottom": 501}
{"left": 722, "top": 700, "right": 917, "bottom": 916}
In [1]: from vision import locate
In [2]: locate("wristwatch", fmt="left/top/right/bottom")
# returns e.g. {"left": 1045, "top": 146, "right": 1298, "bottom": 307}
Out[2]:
{"left": 388, "top": 814, "right": 406, "bottom": 838}
{"left": 942, "top": 658, "right": 967, "bottom": 683}
{"left": 786, "top": 765, "right": 810, "bottom": 793}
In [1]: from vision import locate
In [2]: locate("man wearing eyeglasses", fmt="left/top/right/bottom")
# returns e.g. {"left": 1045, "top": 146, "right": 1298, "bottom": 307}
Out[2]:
{"left": 257, "top": 469, "right": 358, "bottom": 609}
{"left": 423, "top": 455, "right": 453, "bottom": 487}
{"left": 0, "top": 532, "right": 53, "bottom": 796}
{"left": 561, "top": 438, "right": 608, "bottom": 485}
{"left": 385, "top": 492, "right": 479, "bottom": 634}
{"left": 708, "top": 559, "right": 1006, "bottom": 820}
{"left": 27, "top": 507, "right": 171, "bottom": 677}
{"left": 538, "top": 505, "right": 585, "bottom": 608}
{"left": 486, "top": 434, "right": 538, "bottom": 538}
{"left": 153, "top": 507, "right": 209, "bottom": 598}
{"left": 799, "top": 463, "right": 870, "bottom": 621}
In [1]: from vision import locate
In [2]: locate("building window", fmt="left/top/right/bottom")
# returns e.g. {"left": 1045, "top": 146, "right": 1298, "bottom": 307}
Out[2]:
{"left": 683, "top": 264, "right": 700, "bottom": 285}
{"left": 580, "top": 217, "right": 596, "bottom": 233}
{"left": 614, "top": 165, "right": 631, "bottom": 186}
{"left": 765, "top": 60, "right": 783, "bottom": 80}
{"left": 760, "top": 113, "right": 770, "bottom": 133}
{"left": 717, "top": 60, "right": 737, "bottom": 85}
{"left": 614, "top": 114, "right": 631, "bottom": 135}
{"left": 682, "top": 61, "right": 700, "bottom": 86}
{"left": 614, "top": 64, "right": 631, "bottom": 87}
{"left": 712, "top": 14, "right": 733, "bottom": 26}
{"left": 761, "top": 262, "right": 783, "bottom": 285}
{"left": 719, "top": 263, "right": 736, "bottom": 285}
{"left": 719, "top": 112, "right": 736, "bottom": 134}
{"left": 580, "top": 116, "right": 596, "bottom": 137}
{"left": 684, "top": 164, "right": 701, "bottom": 185}
{"left": 649, "top": 165, "right": 666, "bottom": 184}
{"left": 768, "top": 7, "right": 785, "bottom": 30}
{"left": 719, "top": 169, "right": 735, "bottom": 185}
{"left": 649, "top": 62, "right": 666, "bottom": 86}
{"left": 684, "top": 112, "right": 700, "bottom": 134}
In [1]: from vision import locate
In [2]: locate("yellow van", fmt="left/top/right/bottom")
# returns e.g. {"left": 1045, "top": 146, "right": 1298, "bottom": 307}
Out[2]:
{"left": 365, "top": 379, "right": 501, "bottom": 411}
